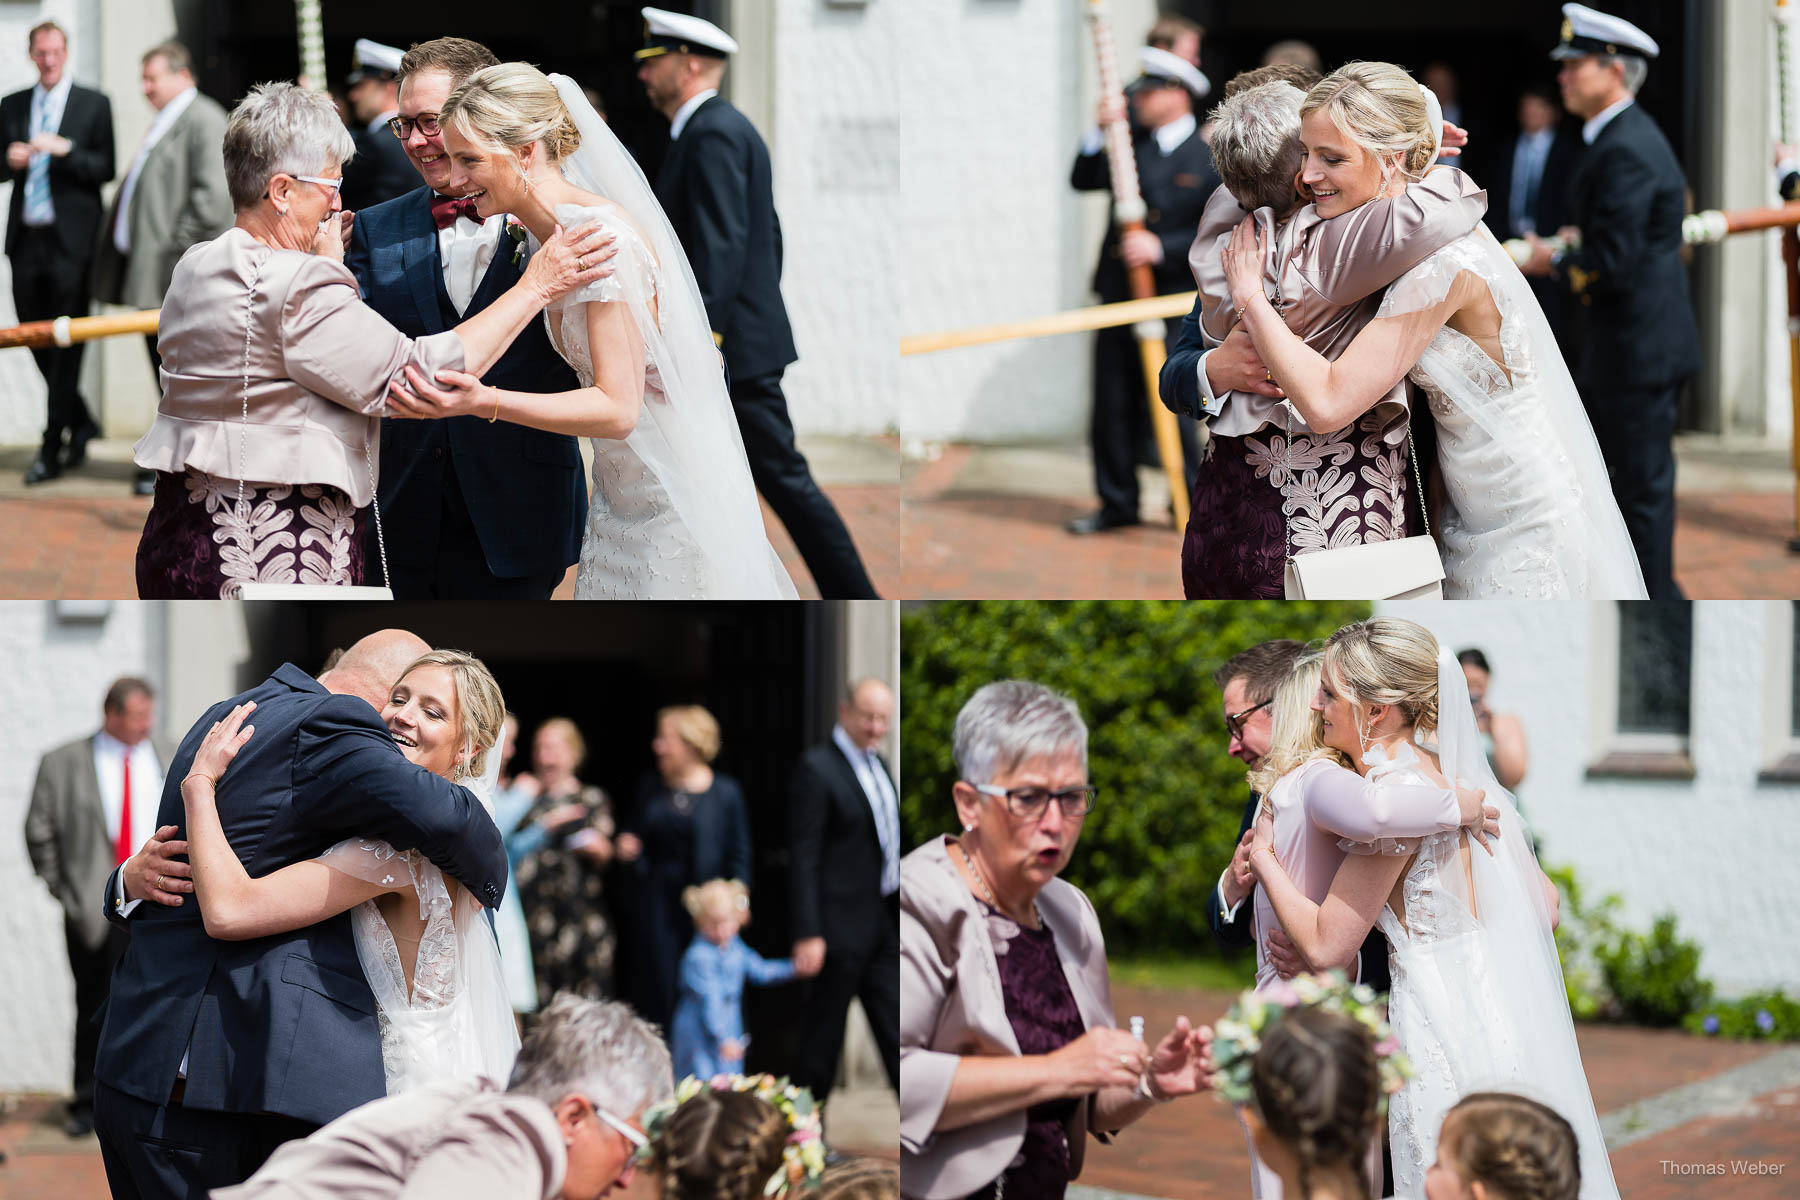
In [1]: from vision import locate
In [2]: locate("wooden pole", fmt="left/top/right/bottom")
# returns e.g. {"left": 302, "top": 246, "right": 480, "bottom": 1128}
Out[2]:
{"left": 0, "top": 308, "right": 159, "bottom": 350}
{"left": 900, "top": 292, "right": 1194, "bottom": 356}
{"left": 1082, "top": 0, "right": 1188, "bottom": 527}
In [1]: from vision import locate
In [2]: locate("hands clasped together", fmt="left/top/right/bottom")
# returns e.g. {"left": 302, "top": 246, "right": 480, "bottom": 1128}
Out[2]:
{"left": 382, "top": 221, "right": 620, "bottom": 421}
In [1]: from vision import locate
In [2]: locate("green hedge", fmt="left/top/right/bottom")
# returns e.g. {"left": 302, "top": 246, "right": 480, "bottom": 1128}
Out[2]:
{"left": 900, "top": 600, "right": 1369, "bottom": 954}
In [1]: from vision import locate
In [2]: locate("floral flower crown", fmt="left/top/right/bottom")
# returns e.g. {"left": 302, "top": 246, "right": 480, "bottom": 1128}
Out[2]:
{"left": 635, "top": 1073, "right": 826, "bottom": 1196}
{"left": 1210, "top": 970, "right": 1412, "bottom": 1116}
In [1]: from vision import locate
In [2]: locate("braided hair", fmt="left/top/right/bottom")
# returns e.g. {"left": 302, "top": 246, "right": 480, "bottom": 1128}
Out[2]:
{"left": 819, "top": 1156, "right": 901, "bottom": 1199}
{"left": 652, "top": 1088, "right": 790, "bottom": 1200}
{"left": 1443, "top": 1092, "right": 1581, "bottom": 1200}
{"left": 1249, "top": 1007, "right": 1381, "bottom": 1200}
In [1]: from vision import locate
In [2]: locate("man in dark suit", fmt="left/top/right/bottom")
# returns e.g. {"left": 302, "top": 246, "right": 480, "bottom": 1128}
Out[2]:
{"left": 25, "top": 677, "right": 173, "bottom": 1138}
{"left": 339, "top": 40, "right": 416, "bottom": 213}
{"left": 1208, "top": 640, "right": 1396, "bottom": 1196}
{"left": 1067, "top": 47, "right": 1219, "bottom": 534}
{"left": 787, "top": 678, "right": 900, "bottom": 1105}
{"left": 1522, "top": 5, "right": 1699, "bottom": 599}
{"left": 91, "top": 630, "right": 508, "bottom": 1200}
{"left": 636, "top": 8, "right": 878, "bottom": 599}
{"left": 1, "top": 21, "right": 115, "bottom": 484}
{"left": 346, "top": 37, "right": 588, "bottom": 599}
{"left": 90, "top": 40, "right": 232, "bottom": 496}
{"left": 1483, "top": 84, "right": 1583, "bottom": 355}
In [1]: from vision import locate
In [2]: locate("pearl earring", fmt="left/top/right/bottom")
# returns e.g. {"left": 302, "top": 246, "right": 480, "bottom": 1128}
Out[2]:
{"left": 963, "top": 823, "right": 974, "bottom": 833}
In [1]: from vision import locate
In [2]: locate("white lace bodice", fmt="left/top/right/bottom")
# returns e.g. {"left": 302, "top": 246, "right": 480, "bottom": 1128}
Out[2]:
{"left": 1377, "top": 230, "right": 1615, "bottom": 598}
{"left": 1361, "top": 745, "right": 1529, "bottom": 1194}
{"left": 318, "top": 837, "right": 517, "bottom": 1094}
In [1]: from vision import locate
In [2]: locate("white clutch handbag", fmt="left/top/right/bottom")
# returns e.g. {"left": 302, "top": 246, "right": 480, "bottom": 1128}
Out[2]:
{"left": 224, "top": 260, "right": 394, "bottom": 601}
{"left": 1281, "top": 431, "right": 1444, "bottom": 601}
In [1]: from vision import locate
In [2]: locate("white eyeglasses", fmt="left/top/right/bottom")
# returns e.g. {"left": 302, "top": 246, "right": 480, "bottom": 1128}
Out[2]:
{"left": 285, "top": 173, "right": 344, "bottom": 193}
{"left": 586, "top": 1097, "right": 646, "bottom": 1147}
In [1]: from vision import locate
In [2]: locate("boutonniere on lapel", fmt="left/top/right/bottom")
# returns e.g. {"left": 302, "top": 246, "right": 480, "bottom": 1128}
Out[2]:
{"left": 504, "top": 218, "right": 527, "bottom": 267}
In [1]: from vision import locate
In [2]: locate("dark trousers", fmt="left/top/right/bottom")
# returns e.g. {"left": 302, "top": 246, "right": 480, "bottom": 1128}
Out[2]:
{"left": 66, "top": 921, "right": 130, "bottom": 1120}
{"left": 791, "top": 897, "right": 900, "bottom": 1104}
{"left": 1584, "top": 381, "right": 1682, "bottom": 599}
{"left": 11, "top": 228, "right": 95, "bottom": 455}
{"left": 372, "top": 457, "right": 563, "bottom": 600}
{"left": 94, "top": 1078, "right": 318, "bottom": 1200}
{"left": 730, "top": 371, "right": 878, "bottom": 598}
{"left": 1091, "top": 321, "right": 1202, "bottom": 522}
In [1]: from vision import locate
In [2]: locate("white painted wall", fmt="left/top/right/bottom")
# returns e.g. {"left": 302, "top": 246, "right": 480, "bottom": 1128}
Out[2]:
{"left": 764, "top": 0, "right": 898, "bottom": 438}
{"left": 0, "top": 600, "right": 160, "bottom": 1092}
{"left": 901, "top": 0, "right": 1154, "bottom": 443}
{"left": 1378, "top": 600, "right": 1800, "bottom": 998}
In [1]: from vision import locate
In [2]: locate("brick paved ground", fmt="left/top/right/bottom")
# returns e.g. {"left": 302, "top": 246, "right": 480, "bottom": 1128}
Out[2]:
{"left": 0, "top": 438, "right": 899, "bottom": 600}
{"left": 1068, "top": 984, "right": 1799, "bottom": 1199}
{"left": 903, "top": 438, "right": 1800, "bottom": 599}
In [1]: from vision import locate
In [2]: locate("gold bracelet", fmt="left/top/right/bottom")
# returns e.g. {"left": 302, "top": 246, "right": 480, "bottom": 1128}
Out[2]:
{"left": 487, "top": 390, "right": 501, "bottom": 424}
{"left": 183, "top": 771, "right": 217, "bottom": 790}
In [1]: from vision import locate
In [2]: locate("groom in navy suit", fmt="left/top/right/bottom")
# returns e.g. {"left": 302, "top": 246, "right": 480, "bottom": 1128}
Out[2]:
{"left": 346, "top": 37, "right": 586, "bottom": 599}
{"left": 90, "top": 630, "right": 508, "bottom": 1200}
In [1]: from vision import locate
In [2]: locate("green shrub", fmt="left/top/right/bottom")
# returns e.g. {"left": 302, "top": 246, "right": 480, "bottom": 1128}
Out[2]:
{"left": 899, "top": 600, "right": 1367, "bottom": 954}
{"left": 1545, "top": 863, "right": 1622, "bottom": 1021}
{"left": 1684, "top": 991, "right": 1800, "bottom": 1040}
{"left": 1596, "top": 914, "right": 1713, "bottom": 1027}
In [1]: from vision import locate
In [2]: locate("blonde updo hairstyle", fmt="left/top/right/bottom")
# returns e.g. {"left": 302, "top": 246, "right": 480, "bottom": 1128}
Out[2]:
{"left": 397, "top": 649, "right": 507, "bottom": 780}
{"left": 1321, "top": 618, "right": 1441, "bottom": 750}
{"left": 1300, "top": 61, "right": 1437, "bottom": 190}
{"left": 440, "top": 62, "right": 582, "bottom": 171}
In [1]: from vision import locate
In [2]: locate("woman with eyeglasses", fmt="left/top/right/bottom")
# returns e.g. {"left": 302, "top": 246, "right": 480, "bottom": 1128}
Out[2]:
{"left": 899, "top": 681, "right": 1212, "bottom": 1200}
{"left": 131, "top": 80, "right": 613, "bottom": 598}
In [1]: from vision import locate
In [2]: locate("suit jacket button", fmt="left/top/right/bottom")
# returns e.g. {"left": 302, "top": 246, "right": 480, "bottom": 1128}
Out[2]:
{"left": 1147, "top": 208, "right": 1161, "bottom": 222}
{"left": 433, "top": 448, "right": 444, "bottom": 460}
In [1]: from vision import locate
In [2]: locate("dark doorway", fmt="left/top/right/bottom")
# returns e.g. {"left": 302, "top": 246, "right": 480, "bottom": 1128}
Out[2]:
{"left": 235, "top": 599, "right": 832, "bottom": 1073}
{"left": 174, "top": 0, "right": 731, "bottom": 185}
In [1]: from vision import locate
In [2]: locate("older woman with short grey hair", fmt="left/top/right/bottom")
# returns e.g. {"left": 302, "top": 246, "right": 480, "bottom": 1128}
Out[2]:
{"left": 133, "top": 81, "right": 614, "bottom": 598}
{"left": 900, "top": 681, "right": 1211, "bottom": 1200}
{"left": 218, "top": 994, "right": 672, "bottom": 1200}
{"left": 1209, "top": 81, "right": 1308, "bottom": 216}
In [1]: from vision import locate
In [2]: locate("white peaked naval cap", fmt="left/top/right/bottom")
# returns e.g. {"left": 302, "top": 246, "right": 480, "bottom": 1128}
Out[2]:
{"left": 636, "top": 7, "right": 739, "bottom": 60}
{"left": 1135, "top": 45, "right": 1211, "bottom": 99}
{"left": 348, "top": 38, "right": 404, "bottom": 80}
{"left": 1551, "top": 3, "right": 1660, "bottom": 60}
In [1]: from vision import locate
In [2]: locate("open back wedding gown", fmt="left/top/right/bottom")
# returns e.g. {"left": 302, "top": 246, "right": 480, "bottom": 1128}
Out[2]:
{"left": 316, "top": 731, "right": 520, "bottom": 1093}
{"left": 533, "top": 74, "right": 795, "bottom": 599}
{"left": 1370, "top": 651, "right": 1620, "bottom": 1198}
{"left": 1373, "top": 224, "right": 1646, "bottom": 598}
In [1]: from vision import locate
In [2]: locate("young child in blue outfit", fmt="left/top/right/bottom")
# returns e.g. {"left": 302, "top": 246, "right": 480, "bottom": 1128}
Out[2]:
{"left": 670, "top": 878, "right": 798, "bottom": 1079}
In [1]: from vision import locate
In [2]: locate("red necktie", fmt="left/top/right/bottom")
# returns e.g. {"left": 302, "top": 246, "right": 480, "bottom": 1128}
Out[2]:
{"left": 114, "top": 752, "right": 132, "bottom": 867}
{"left": 430, "top": 194, "right": 482, "bottom": 230}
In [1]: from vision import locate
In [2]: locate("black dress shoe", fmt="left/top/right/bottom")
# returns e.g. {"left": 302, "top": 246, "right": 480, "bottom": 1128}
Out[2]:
{"left": 64, "top": 1111, "right": 94, "bottom": 1138}
{"left": 133, "top": 468, "right": 158, "bottom": 496}
{"left": 64, "top": 421, "right": 100, "bottom": 468}
{"left": 24, "top": 454, "right": 62, "bottom": 485}
{"left": 1065, "top": 510, "right": 1140, "bottom": 535}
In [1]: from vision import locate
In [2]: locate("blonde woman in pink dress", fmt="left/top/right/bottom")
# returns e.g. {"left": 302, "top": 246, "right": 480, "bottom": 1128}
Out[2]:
{"left": 1231, "top": 651, "right": 1495, "bottom": 1200}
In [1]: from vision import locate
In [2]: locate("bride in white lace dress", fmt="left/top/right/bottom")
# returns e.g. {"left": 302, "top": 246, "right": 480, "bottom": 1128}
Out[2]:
{"left": 1222, "top": 62, "right": 1645, "bottom": 598}
{"left": 1246, "top": 619, "right": 1619, "bottom": 1200}
{"left": 384, "top": 64, "right": 794, "bottom": 599}
{"left": 181, "top": 650, "right": 519, "bottom": 1093}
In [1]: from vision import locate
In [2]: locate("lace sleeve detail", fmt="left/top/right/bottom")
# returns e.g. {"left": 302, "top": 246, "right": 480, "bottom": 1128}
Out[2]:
{"left": 554, "top": 203, "right": 656, "bottom": 307}
{"left": 1375, "top": 233, "right": 1490, "bottom": 321}
{"left": 316, "top": 836, "right": 442, "bottom": 921}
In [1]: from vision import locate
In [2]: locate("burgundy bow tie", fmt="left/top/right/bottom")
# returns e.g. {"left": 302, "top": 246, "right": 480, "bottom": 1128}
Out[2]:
{"left": 430, "top": 194, "right": 483, "bottom": 230}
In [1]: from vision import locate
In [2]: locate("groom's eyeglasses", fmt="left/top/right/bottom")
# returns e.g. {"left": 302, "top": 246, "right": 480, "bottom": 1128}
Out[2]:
{"left": 1225, "top": 698, "right": 1272, "bottom": 740}
{"left": 388, "top": 113, "right": 442, "bottom": 139}
{"left": 972, "top": 783, "right": 1098, "bottom": 820}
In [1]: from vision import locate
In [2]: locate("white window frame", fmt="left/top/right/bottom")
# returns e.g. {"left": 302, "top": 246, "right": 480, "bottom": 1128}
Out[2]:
{"left": 1587, "top": 601, "right": 1694, "bottom": 776}
{"left": 1759, "top": 601, "right": 1800, "bottom": 779}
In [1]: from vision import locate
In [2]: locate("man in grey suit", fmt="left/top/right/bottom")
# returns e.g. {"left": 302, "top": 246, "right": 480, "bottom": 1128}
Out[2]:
{"left": 25, "top": 677, "right": 171, "bottom": 1137}
{"left": 91, "top": 40, "right": 231, "bottom": 494}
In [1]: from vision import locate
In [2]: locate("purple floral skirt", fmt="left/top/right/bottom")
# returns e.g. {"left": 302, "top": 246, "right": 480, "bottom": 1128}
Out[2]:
{"left": 136, "top": 468, "right": 368, "bottom": 599}
{"left": 1182, "top": 416, "right": 1417, "bottom": 599}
